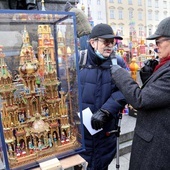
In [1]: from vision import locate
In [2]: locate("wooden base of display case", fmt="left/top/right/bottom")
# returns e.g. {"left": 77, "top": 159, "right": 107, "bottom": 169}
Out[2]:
{"left": 32, "top": 154, "right": 87, "bottom": 170}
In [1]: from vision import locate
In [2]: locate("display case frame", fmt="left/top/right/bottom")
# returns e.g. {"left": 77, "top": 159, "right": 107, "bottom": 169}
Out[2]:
{"left": 0, "top": 9, "right": 84, "bottom": 170}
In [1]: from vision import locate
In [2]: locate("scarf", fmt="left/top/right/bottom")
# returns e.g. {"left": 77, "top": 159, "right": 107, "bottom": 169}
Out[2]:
{"left": 154, "top": 56, "right": 170, "bottom": 72}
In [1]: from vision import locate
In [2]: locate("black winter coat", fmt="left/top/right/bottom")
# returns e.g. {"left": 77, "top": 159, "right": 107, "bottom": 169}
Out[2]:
{"left": 79, "top": 45, "right": 127, "bottom": 170}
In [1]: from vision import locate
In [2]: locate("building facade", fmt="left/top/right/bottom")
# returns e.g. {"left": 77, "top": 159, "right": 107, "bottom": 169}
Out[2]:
{"left": 78, "top": 0, "right": 170, "bottom": 46}
{"left": 77, "top": 0, "right": 107, "bottom": 26}
{"left": 145, "top": 0, "right": 170, "bottom": 44}
{"left": 1, "top": 0, "right": 169, "bottom": 46}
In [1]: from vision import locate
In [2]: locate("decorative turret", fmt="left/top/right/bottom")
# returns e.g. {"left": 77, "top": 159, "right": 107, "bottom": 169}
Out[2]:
{"left": 0, "top": 46, "right": 18, "bottom": 147}
{"left": 0, "top": 46, "right": 13, "bottom": 85}
{"left": 19, "top": 26, "right": 39, "bottom": 92}
{"left": 37, "top": 25, "right": 55, "bottom": 77}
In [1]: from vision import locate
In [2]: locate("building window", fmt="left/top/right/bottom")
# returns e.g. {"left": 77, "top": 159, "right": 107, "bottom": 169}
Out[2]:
{"left": 129, "top": 10, "right": 133, "bottom": 19}
{"left": 118, "top": 0, "right": 122, "bottom": 3}
{"left": 118, "top": 24, "right": 124, "bottom": 36}
{"left": 138, "top": 0, "right": 142, "bottom": 6}
{"left": 163, "top": 1, "right": 167, "bottom": 9}
{"left": 139, "top": 25, "right": 144, "bottom": 36}
{"left": 149, "top": 28, "right": 152, "bottom": 36}
{"left": 128, "top": 0, "right": 132, "bottom": 5}
{"left": 118, "top": 9, "right": 123, "bottom": 19}
{"left": 138, "top": 11, "right": 142, "bottom": 20}
{"left": 148, "top": 0, "right": 152, "bottom": 7}
{"left": 109, "top": 0, "right": 114, "bottom": 2}
{"left": 110, "top": 9, "right": 115, "bottom": 19}
{"left": 97, "top": 0, "right": 100, "bottom": 5}
{"left": 155, "top": 0, "right": 158, "bottom": 8}
{"left": 148, "top": 11, "right": 152, "bottom": 20}
{"left": 155, "top": 25, "right": 158, "bottom": 30}
{"left": 97, "top": 11, "right": 102, "bottom": 20}
{"left": 88, "top": 0, "right": 91, "bottom": 4}
{"left": 155, "top": 11, "right": 159, "bottom": 21}
{"left": 164, "top": 11, "right": 167, "bottom": 18}
{"left": 110, "top": 23, "right": 116, "bottom": 32}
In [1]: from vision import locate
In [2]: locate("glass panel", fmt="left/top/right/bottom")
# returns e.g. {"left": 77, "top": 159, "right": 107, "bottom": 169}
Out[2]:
{"left": 0, "top": 10, "right": 84, "bottom": 170}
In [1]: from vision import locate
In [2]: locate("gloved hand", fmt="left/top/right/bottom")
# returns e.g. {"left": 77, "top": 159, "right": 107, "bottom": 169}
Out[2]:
{"left": 110, "top": 65, "right": 121, "bottom": 74}
{"left": 140, "top": 59, "right": 159, "bottom": 83}
{"left": 91, "top": 109, "right": 110, "bottom": 130}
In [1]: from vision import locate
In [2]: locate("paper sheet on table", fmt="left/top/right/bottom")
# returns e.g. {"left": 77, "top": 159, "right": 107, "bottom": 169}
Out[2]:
{"left": 78, "top": 107, "right": 103, "bottom": 135}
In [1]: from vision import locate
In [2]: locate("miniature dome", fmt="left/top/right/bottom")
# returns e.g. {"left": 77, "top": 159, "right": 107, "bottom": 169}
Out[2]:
{"left": 20, "top": 61, "right": 38, "bottom": 75}
{"left": 32, "top": 113, "right": 49, "bottom": 133}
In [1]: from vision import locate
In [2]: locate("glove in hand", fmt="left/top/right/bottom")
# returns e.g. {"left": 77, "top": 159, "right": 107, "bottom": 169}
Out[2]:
{"left": 91, "top": 109, "right": 110, "bottom": 130}
{"left": 111, "top": 65, "right": 121, "bottom": 74}
{"left": 140, "top": 59, "right": 158, "bottom": 83}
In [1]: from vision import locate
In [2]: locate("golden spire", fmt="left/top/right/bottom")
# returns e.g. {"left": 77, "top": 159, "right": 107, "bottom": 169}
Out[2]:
{"left": 22, "top": 25, "right": 30, "bottom": 45}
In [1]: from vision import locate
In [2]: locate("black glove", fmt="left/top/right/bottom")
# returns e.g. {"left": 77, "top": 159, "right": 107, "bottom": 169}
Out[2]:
{"left": 91, "top": 109, "right": 110, "bottom": 130}
{"left": 140, "top": 59, "right": 158, "bottom": 83}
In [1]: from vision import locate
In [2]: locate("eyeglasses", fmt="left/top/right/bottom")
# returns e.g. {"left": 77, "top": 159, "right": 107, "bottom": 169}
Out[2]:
{"left": 95, "top": 38, "right": 115, "bottom": 46}
{"left": 155, "top": 38, "right": 170, "bottom": 46}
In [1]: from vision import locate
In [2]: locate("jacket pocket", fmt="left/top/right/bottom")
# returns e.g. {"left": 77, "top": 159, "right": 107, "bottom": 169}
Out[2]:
{"left": 135, "top": 127, "right": 153, "bottom": 142}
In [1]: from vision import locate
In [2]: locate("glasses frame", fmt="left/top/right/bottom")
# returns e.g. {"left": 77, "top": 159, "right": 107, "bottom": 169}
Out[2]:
{"left": 155, "top": 38, "right": 170, "bottom": 46}
{"left": 94, "top": 38, "right": 115, "bottom": 46}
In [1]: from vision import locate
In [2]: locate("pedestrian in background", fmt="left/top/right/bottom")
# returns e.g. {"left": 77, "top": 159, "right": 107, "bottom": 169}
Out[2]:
{"left": 110, "top": 17, "right": 170, "bottom": 170}
{"left": 79, "top": 23, "right": 127, "bottom": 170}
{"left": 64, "top": 1, "right": 92, "bottom": 50}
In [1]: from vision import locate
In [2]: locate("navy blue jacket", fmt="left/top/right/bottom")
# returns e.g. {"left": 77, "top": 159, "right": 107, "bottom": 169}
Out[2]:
{"left": 79, "top": 45, "right": 127, "bottom": 170}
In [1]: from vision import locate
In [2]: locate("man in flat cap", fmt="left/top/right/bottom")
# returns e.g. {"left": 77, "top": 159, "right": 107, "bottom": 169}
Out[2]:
{"left": 110, "top": 17, "right": 170, "bottom": 170}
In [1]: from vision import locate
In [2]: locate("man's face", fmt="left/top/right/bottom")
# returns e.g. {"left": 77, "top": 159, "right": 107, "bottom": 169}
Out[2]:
{"left": 155, "top": 37, "right": 170, "bottom": 59}
{"left": 90, "top": 38, "right": 116, "bottom": 58}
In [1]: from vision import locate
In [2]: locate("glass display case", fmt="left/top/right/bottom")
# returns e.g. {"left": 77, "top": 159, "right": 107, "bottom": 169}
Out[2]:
{"left": 0, "top": 10, "right": 84, "bottom": 170}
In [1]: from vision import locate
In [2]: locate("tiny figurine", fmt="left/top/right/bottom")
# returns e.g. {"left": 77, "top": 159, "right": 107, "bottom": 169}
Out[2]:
{"left": 48, "top": 135, "right": 52, "bottom": 148}
{"left": 41, "top": 107, "right": 46, "bottom": 116}
{"left": 27, "top": 109, "right": 31, "bottom": 119}
{"left": 28, "top": 141, "right": 34, "bottom": 154}
{"left": 61, "top": 131, "right": 66, "bottom": 144}
{"left": 45, "top": 108, "right": 49, "bottom": 117}
{"left": 25, "top": 86, "right": 30, "bottom": 94}
{"left": 8, "top": 145, "right": 13, "bottom": 157}
{"left": 53, "top": 133, "right": 57, "bottom": 143}
{"left": 21, "top": 142, "right": 26, "bottom": 156}
{"left": 38, "top": 139, "right": 43, "bottom": 151}
{"left": 19, "top": 112, "right": 25, "bottom": 123}
{"left": 16, "top": 143, "right": 22, "bottom": 157}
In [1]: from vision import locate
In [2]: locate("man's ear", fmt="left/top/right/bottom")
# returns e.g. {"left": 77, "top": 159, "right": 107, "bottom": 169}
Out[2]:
{"left": 89, "top": 39, "right": 95, "bottom": 48}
